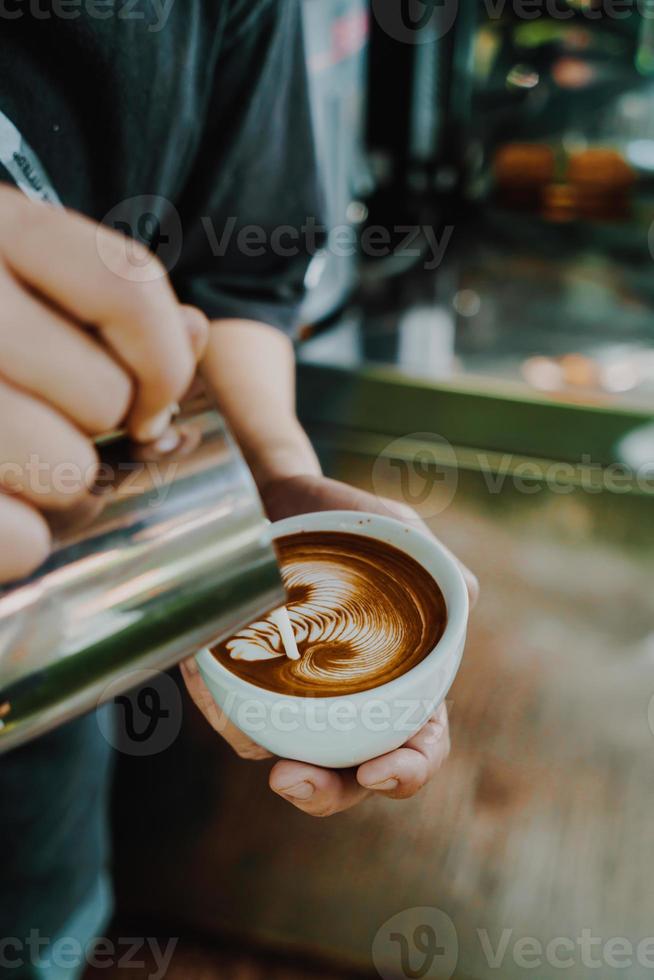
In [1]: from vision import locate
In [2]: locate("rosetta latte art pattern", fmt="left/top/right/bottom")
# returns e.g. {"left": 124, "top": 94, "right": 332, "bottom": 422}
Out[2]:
{"left": 211, "top": 531, "right": 447, "bottom": 696}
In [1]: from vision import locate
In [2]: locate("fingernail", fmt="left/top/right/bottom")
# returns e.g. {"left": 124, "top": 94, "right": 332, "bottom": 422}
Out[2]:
{"left": 151, "top": 427, "right": 181, "bottom": 455}
{"left": 134, "top": 408, "right": 172, "bottom": 443}
{"left": 363, "top": 778, "right": 399, "bottom": 792}
{"left": 278, "top": 781, "right": 314, "bottom": 801}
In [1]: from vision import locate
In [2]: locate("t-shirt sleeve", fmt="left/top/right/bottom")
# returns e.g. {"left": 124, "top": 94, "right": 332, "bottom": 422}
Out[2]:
{"left": 172, "top": 0, "right": 324, "bottom": 336}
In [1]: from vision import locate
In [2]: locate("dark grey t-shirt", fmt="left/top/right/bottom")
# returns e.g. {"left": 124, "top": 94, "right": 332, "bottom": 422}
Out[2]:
{"left": 0, "top": 0, "right": 320, "bottom": 950}
{"left": 0, "top": 0, "right": 322, "bottom": 333}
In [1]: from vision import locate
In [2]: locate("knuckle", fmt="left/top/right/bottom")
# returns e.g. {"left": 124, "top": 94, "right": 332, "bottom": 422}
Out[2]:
{"left": 109, "top": 272, "right": 156, "bottom": 320}
{"left": 181, "top": 305, "right": 209, "bottom": 351}
{"left": 103, "top": 295, "right": 193, "bottom": 406}
{"left": 47, "top": 438, "right": 99, "bottom": 511}
{"left": 400, "top": 754, "right": 430, "bottom": 793}
{"left": 0, "top": 501, "right": 51, "bottom": 583}
{"left": 424, "top": 718, "right": 447, "bottom": 744}
{"left": 182, "top": 304, "right": 209, "bottom": 331}
{"left": 74, "top": 438, "right": 100, "bottom": 495}
{"left": 85, "top": 372, "right": 133, "bottom": 435}
{"left": 20, "top": 520, "right": 52, "bottom": 575}
{"left": 144, "top": 250, "right": 167, "bottom": 281}
{"left": 97, "top": 227, "right": 161, "bottom": 284}
{"left": 145, "top": 349, "right": 193, "bottom": 403}
{"left": 387, "top": 499, "right": 419, "bottom": 522}
{"left": 126, "top": 238, "right": 156, "bottom": 270}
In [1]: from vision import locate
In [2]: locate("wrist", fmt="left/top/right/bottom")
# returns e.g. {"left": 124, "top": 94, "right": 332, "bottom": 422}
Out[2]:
{"left": 199, "top": 318, "right": 320, "bottom": 491}
{"left": 241, "top": 417, "right": 321, "bottom": 492}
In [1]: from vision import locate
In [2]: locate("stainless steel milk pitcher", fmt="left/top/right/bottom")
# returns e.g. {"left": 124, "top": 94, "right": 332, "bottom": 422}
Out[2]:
{"left": 0, "top": 392, "right": 285, "bottom": 753}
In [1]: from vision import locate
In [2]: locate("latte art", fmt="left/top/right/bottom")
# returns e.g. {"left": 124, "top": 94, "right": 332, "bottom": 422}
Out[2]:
{"left": 211, "top": 531, "right": 447, "bottom": 696}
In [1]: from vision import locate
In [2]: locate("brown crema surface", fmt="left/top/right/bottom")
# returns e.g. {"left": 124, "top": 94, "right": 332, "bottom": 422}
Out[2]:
{"left": 211, "top": 530, "right": 447, "bottom": 697}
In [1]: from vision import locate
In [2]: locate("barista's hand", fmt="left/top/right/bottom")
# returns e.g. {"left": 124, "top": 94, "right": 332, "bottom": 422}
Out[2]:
{"left": 0, "top": 187, "right": 208, "bottom": 583}
{"left": 261, "top": 475, "right": 479, "bottom": 603}
{"left": 182, "top": 474, "right": 478, "bottom": 816}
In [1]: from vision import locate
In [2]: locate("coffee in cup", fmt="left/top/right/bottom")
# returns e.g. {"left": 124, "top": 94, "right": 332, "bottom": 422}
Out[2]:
{"left": 195, "top": 511, "right": 468, "bottom": 768}
{"left": 211, "top": 530, "right": 447, "bottom": 697}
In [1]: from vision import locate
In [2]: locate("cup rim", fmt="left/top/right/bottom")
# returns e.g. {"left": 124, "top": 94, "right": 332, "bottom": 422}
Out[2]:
{"left": 196, "top": 509, "right": 469, "bottom": 705}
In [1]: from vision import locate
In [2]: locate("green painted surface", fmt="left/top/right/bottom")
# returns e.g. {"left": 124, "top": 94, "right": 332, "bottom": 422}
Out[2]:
{"left": 298, "top": 362, "right": 652, "bottom": 467}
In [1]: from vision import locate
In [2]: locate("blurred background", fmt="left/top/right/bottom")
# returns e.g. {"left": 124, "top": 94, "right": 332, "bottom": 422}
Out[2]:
{"left": 101, "top": 1, "right": 654, "bottom": 977}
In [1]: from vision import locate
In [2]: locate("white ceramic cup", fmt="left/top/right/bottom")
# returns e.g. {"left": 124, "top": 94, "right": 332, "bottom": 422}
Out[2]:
{"left": 195, "top": 510, "right": 469, "bottom": 768}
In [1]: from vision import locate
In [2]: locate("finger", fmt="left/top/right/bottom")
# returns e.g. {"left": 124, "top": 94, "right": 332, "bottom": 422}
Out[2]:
{"left": 460, "top": 565, "right": 479, "bottom": 608}
{"left": 260, "top": 477, "right": 479, "bottom": 608}
{"left": 0, "top": 380, "right": 98, "bottom": 510}
{"left": 0, "top": 188, "right": 195, "bottom": 442}
{"left": 0, "top": 493, "right": 51, "bottom": 583}
{"left": 270, "top": 760, "right": 369, "bottom": 816}
{"left": 357, "top": 704, "right": 451, "bottom": 800}
{"left": 0, "top": 264, "right": 133, "bottom": 435}
{"left": 379, "top": 497, "right": 479, "bottom": 608}
{"left": 181, "top": 305, "right": 209, "bottom": 362}
{"left": 179, "top": 659, "right": 272, "bottom": 760}
{"left": 44, "top": 493, "right": 107, "bottom": 537}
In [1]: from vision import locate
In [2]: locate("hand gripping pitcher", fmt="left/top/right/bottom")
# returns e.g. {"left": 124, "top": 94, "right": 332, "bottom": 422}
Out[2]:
{"left": 0, "top": 392, "right": 286, "bottom": 753}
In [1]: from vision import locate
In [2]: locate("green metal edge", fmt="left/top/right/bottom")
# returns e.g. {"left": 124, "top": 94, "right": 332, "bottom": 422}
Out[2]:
{"left": 298, "top": 362, "right": 652, "bottom": 466}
